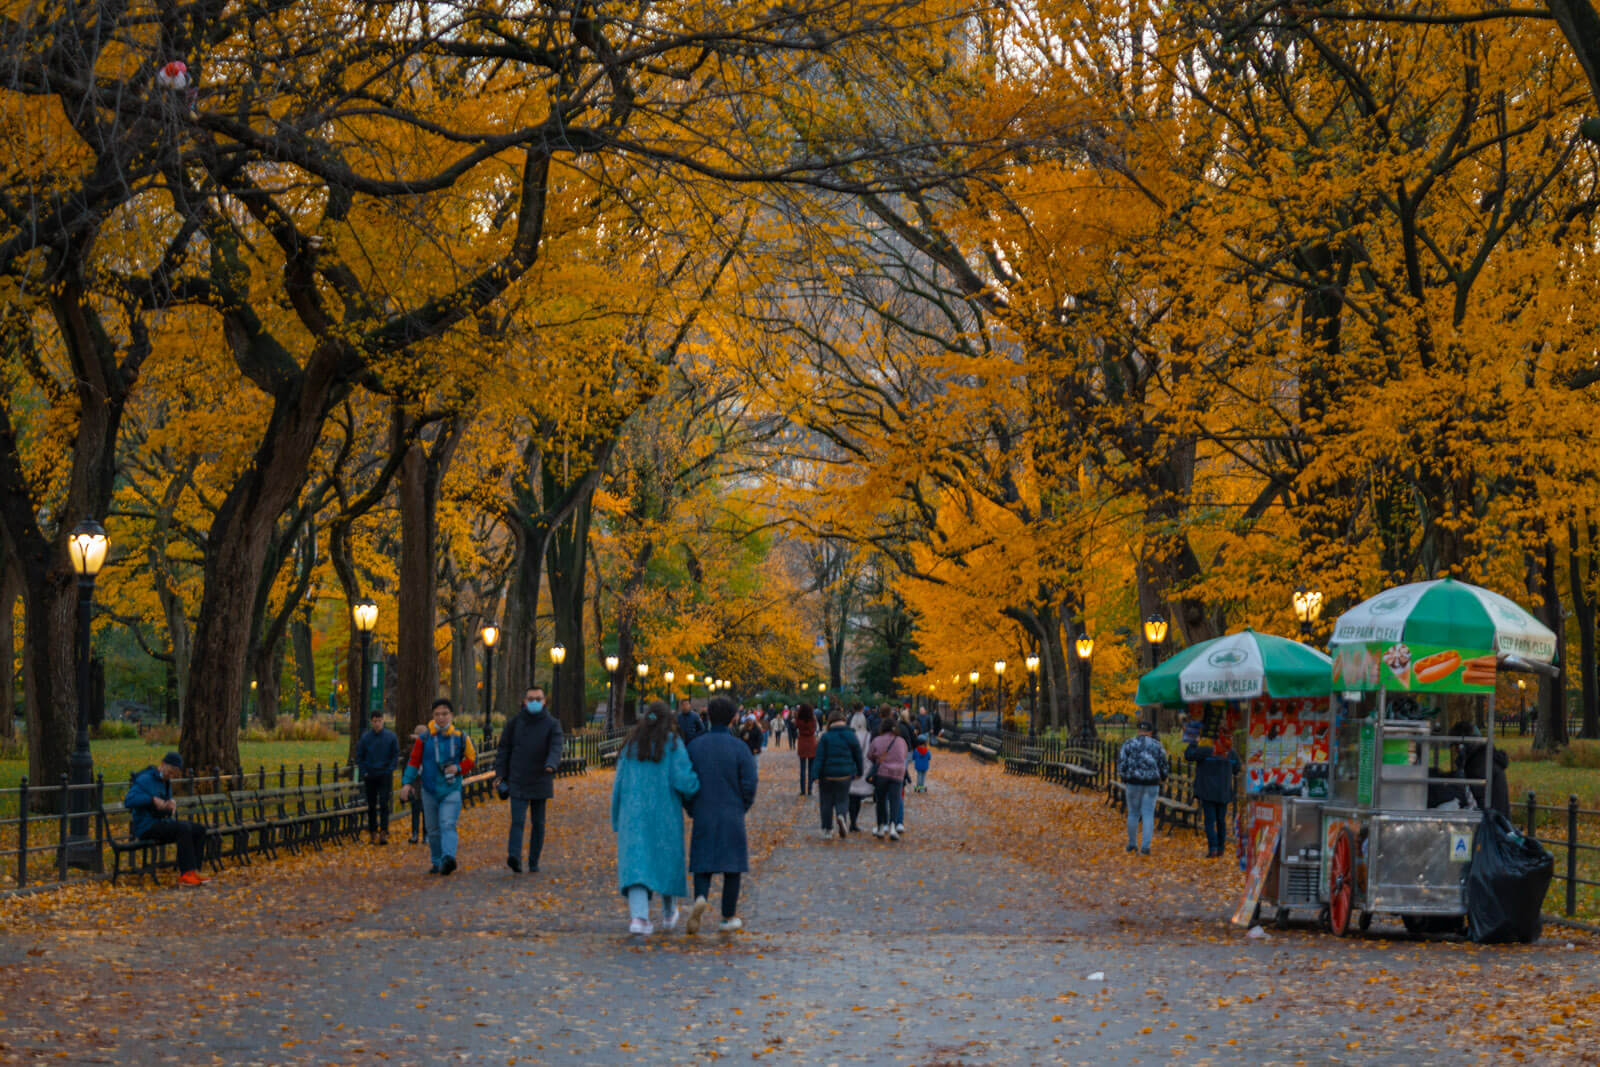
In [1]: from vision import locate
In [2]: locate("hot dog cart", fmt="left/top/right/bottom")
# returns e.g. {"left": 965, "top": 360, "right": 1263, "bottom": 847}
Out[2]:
{"left": 1131, "top": 630, "right": 1335, "bottom": 928}
{"left": 1320, "top": 579, "right": 1559, "bottom": 935}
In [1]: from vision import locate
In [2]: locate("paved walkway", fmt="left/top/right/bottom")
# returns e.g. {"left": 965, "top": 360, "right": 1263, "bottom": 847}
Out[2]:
{"left": 0, "top": 742, "right": 1595, "bottom": 1064}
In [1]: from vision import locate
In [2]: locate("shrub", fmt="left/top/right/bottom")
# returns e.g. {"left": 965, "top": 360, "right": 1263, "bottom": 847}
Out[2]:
{"left": 140, "top": 722, "right": 180, "bottom": 746}
{"left": 1556, "top": 741, "right": 1600, "bottom": 769}
{"left": 92, "top": 719, "right": 140, "bottom": 740}
{"left": 270, "top": 717, "right": 338, "bottom": 742}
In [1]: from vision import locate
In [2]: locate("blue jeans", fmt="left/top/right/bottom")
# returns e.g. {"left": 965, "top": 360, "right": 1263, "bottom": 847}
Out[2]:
{"left": 421, "top": 788, "right": 462, "bottom": 867}
{"left": 915, "top": 769, "right": 926, "bottom": 790}
{"left": 626, "top": 885, "right": 675, "bottom": 922}
{"left": 1201, "top": 800, "right": 1229, "bottom": 853}
{"left": 873, "top": 777, "right": 904, "bottom": 826}
{"left": 1125, "top": 783, "right": 1159, "bottom": 850}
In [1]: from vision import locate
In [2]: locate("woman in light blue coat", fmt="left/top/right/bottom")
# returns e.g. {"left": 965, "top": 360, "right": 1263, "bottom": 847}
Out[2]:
{"left": 611, "top": 700, "right": 700, "bottom": 936}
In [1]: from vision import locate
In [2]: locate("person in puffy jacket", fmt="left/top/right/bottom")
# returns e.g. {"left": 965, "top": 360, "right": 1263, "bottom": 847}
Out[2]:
{"left": 911, "top": 737, "right": 932, "bottom": 793}
{"left": 495, "top": 686, "right": 563, "bottom": 873}
{"left": 865, "top": 721, "right": 909, "bottom": 840}
{"left": 1118, "top": 721, "right": 1169, "bottom": 856}
{"left": 847, "top": 711, "right": 874, "bottom": 831}
{"left": 400, "top": 699, "right": 476, "bottom": 875}
{"left": 812, "top": 711, "right": 864, "bottom": 840}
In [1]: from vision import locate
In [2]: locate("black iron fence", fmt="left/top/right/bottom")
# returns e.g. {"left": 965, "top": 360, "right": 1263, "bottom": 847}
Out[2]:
{"left": 1, "top": 739, "right": 598, "bottom": 894}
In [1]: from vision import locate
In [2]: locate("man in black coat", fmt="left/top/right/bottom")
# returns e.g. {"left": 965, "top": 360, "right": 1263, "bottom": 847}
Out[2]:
{"left": 495, "top": 685, "right": 563, "bottom": 873}
{"left": 354, "top": 711, "right": 400, "bottom": 844}
{"left": 685, "top": 696, "right": 758, "bottom": 934}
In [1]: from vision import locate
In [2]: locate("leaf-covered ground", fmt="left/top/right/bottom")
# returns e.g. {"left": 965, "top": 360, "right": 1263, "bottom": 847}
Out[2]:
{"left": 0, "top": 747, "right": 1594, "bottom": 1064}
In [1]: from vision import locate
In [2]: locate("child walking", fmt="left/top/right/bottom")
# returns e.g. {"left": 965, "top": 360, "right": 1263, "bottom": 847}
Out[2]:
{"left": 912, "top": 735, "right": 932, "bottom": 793}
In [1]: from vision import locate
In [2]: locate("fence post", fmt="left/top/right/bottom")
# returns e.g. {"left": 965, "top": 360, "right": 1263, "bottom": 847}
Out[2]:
{"left": 93, "top": 775, "right": 105, "bottom": 873}
{"left": 1526, "top": 790, "right": 1537, "bottom": 838}
{"left": 1568, "top": 794, "right": 1579, "bottom": 917}
{"left": 17, "top": 776, "right": 28, "bottom": 888}
{"left": 57, "top": 772, "right": 70, "bottom": 882}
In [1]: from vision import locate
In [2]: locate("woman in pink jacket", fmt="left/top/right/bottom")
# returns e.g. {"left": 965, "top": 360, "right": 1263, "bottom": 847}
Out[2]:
{"left": 865, "top": 720, "right": 909, "bottom": 840}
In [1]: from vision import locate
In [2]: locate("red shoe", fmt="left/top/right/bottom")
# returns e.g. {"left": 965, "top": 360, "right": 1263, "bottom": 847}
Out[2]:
{"left": 178, "top": 871, "right": 209, "bottom": 886}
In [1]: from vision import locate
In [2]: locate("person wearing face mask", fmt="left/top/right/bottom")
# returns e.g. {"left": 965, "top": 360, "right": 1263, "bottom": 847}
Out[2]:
{"left": 494, "top": 684, "right": 564, "bottom": 873}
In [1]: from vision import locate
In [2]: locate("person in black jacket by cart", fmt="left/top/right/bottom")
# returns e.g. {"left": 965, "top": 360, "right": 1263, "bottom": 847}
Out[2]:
{"left": 495, "top": 685, "right": 564, "bottom": 873}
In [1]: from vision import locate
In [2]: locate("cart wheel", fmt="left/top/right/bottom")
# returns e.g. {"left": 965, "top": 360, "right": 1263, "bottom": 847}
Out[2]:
{"left": 1328, "top": 829, "right": 1357, "bottom": 937}
{"left": 1318, "top": 905, "right": 1330, "bottom": 931}
{"left": 1401, "top": 915, "right": 1423, "bottom": 936}
{"left": 1274, "top": 907, "right": 1290, "bottom": 930}
{"left": 1358, "top": 910, "right": 1373, "bottom": 933}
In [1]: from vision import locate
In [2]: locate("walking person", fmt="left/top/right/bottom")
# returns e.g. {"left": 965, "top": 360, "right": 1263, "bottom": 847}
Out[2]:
{"left": 612, "top": 701, "right": 700, "bottom": 935}
{"left": 495, "top": 685, "right": 564, "bottom": 873}
{"left": 355, "top": 711, "right": 401, "bottom": 844}
{"left": 911, "top": 735, "right": 932, "bottom": 793}
{"left": 399, "top": 699, "right": 476, "bottom": 875}
{"left": 847, "top": 709, "right": 873, "bottom": 832}
{"left": 794, "top": 703, "right": 818, "bottom": 796}
{"left": 785, "top": 708, "right": 799, "bottom": 750}
{"left": 125, "top": 753, "right": 210, "bottom": 886}
{"left": 685, "top": 696, "right": 759, "bottom": 933}
{"left": 1184, "top": 733, "right": 1240, "bottom": 858}
{"left": 677, "top": 702, "right": 705, "bottom": 745}
{"left": 1118, "top": 720, "right": 1170, "bottom": 856}
{"left": 406, "top": 723, "right": 427, "bottom": 844}
{"left": 812, "top": 710, "right": 864, "bottom": 839}
{"left": 865, "top": 720, "right": 909, "bottom": 840}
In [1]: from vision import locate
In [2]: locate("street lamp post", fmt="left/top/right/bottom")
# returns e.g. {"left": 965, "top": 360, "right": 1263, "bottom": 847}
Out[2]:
{"left": 1292, "top": 585, "right": 1324, "bottom": 641}
{"left": 665, "top": 670, "right": 675, "bottom": 711}
{"left": 480, "top": 623, "right": 499, "bottom": 745}
{"left": 993, "top": 660, "right": 1007, "bottom": 732}
{"left": 817, "top": 682, "right": 826, "bottom": 711}
{"left": 1142, "top": 614, "right": 1170, "bottom": 731}
{"left": 66, "top": 520, "right": 108, "bottom": 860}
{"left": 968, "top": 670, "right": 980, "bottom": 730}
{"left": 1517, "top": 678, "right": 1528, "bottom": 736}
{"left": 549, "top": 644, "right": 567, "bottom": 723}
{"left": 1025, "top": 654, "right": 1040, "bottom": 739}
{"left": 1074, "top": 631, "right": 1094, "bottom": 739}
{"left": 352, "top": 597, "right": 379, "bottom": 744}
{"left": 605, "top": 655, "right": 620, "bottom": 731}
{"left": 636, "top": 662, "right": 649, "bottom": 720}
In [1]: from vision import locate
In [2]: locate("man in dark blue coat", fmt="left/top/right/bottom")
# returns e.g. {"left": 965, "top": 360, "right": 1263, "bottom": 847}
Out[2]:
{"left": 1184, "top": 738, "right": 1241, "bottom": 858}
{"left": 125, "top": 752, "right": 209, "bottom": 886}
{"left": 355, "top": 711, "right": 400, "bottom": 844}
{"left": 685, "top": 696, "right": 758, "bottom": 933}
{"left": 495, "top": 686, "right": 564, "bottom": 873}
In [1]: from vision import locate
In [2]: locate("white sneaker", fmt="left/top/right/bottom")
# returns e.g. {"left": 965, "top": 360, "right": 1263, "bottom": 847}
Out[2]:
{"left": 662, "top": 906, "right": 681, "bottom": 931}
{"left": 819, "top": 829, "right": 835, "bottom": 840}
{"left": 873, "top": 825, "right": 884, "bottom": 838}
{"left": 835, "top": 813, "right": 849, "bottom": 838}
{"left": 888, "top": 826, "right": 900, "bottom": 841}
{"left": 718, "top": 917, "right": 743, "bottom": 932}
{"left": 895, "top": 823, "right": 905, "bottom": 834}
{"left": 628, "top": 917, "right": 653, "bottom": 936}
{"left": 686, "top": 896, "right": 709, "bottom": 935}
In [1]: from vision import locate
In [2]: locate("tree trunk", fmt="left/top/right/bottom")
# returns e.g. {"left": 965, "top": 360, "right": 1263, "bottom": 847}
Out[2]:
{"left": 291, "top": 615, "right": 317, "bottom": 718}
{"left": 1531, "top": 538, "right": 1571, "bottom": 752}
{"left": 545, "top": 485, "right": 595, "bottom": 732}
{"left": 251, "top": 634, "right": 285, "bottom": 731}
{"left": 184, "top": 382, "right": 347, "bottom": 771}
{"left": 393, "top": 411, "right": 463, "bottom": 752}
{"left": 0, "top": 554, "right": 18, "bottom": 740}
{"left": 1570, "top": 521, "right": 1599, "bottom": 739}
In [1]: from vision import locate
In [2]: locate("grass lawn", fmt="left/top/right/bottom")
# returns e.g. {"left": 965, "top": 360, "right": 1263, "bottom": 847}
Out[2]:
{"left": 0, "top": 737, "right": 353, "bottom": 792}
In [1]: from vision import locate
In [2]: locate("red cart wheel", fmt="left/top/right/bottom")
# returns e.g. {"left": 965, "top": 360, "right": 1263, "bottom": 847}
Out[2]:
{"left": 1328, "top": 829, "right": 1357, "bottom": 937}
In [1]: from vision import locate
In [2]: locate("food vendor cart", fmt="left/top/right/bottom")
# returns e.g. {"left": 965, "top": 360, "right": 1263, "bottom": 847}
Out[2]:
{"left": 1321, "top": 579, "right": 1559, "bottom": 936}
{"left": 1134, "top": 630, "right": 1335, "bottom": 928}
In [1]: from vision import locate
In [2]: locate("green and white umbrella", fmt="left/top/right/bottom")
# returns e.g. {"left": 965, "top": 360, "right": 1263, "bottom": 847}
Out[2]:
{"left": 1135, "top": 629, "right": 1333, "bottom": 706}
{"left": 1330, "top": 578, "right": 1557, "bottom": 664}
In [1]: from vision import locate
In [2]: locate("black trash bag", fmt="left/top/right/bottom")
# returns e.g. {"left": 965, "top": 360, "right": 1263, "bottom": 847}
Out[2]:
{"left": 1466, "top": 809, "right": 1554, "bottom": 944}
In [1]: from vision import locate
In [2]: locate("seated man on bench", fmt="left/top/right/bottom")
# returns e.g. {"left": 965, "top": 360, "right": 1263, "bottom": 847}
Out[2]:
{"left": 125, "top": 752, "right": 210, "bottom": 887}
